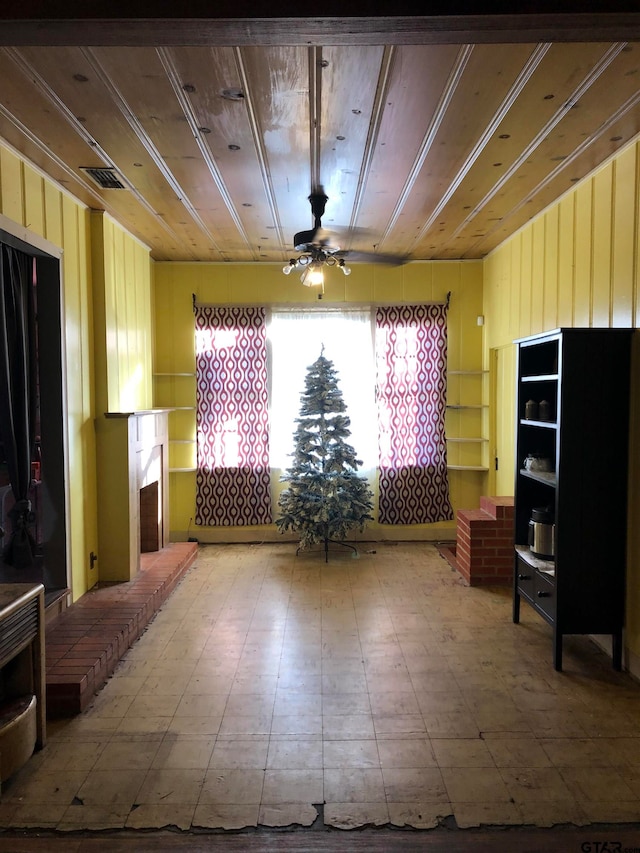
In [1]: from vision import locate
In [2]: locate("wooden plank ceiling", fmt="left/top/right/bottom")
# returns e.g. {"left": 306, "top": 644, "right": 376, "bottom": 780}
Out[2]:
{"left": 0, "top": 14, "right": 639, "bottom": 263}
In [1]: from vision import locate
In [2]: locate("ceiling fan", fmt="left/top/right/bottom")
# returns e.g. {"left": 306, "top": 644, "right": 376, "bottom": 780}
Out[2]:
{"left": 282, "top": 188, "right": 405, "bottom": 289}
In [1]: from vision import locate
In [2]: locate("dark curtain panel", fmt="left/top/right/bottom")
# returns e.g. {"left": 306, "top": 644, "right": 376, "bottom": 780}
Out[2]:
{"left": 0, "top": 245, "right": 37, "bottom": 568}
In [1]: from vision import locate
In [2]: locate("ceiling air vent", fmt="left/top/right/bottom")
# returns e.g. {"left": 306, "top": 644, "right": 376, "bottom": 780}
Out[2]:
{"left": 80, "top": 166, "right": 126, "bottom": 189}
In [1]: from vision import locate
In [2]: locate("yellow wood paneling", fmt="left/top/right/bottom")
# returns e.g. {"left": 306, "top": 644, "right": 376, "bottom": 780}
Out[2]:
{"left": 557, "top": 195, "right": 575, "bottom": 328}
{"left": 23, "top": 166, "right": 45, "bottom": 238}
{"left": 573, "top": 180, "right": 593, "bottom": 327}
{"left": 0, "top": 147, "right": 23, "bottom": 223}
{"left": 592, "top": 164, "right": 613, "bottom": 327}
{"left": 611, "top": 147, "right": 637, "bottom": 328}
{"left": 483, "top": 135, "right": 640, "bottom": 671}
{"left": 543, "top": 205, "right": 559, "bottom": 331}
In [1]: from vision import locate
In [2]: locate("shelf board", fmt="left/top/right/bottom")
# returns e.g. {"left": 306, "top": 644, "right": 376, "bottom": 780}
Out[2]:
{"left": 521, "top": 373, "right": 559, "bottom": 382}
{"left": 519, "top": 468, "right": 557, "bottom": 487}
{"left": 447, "top": 370, "right": 488, "bottom": 375}
{"left": 446, "top": 405, "right": 487, "bottom": 410}
{"left": 447, "top": 465, "right": 489, "bottom": 471}
{"left": 170, "top": 439, "right": 196, "bottom": 444}
{"left": 169, "top": 467, "right": 197, "bottom": 473}
{"left": 520, "top": 418, "right": 557, "bottom": 429}
{"left": 515, "top": 544, "right": 555, "bottom": 576}
{"left": 153, "top": 372, "right": 195, "bottom": 377}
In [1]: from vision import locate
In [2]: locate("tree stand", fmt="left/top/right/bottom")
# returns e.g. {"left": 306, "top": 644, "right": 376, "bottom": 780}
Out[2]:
{"left": 296, "top": 537, "right": 359, "bottom": 563}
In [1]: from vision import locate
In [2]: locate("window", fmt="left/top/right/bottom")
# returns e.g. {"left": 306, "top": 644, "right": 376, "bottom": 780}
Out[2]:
{"left": 268, "top": 309, "right": 376, "bottom": 471}
{"left": 194, "top": 302, "right": 452, "bottom": 526}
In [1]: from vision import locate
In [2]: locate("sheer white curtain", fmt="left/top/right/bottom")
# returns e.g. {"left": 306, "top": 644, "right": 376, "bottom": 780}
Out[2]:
{"left": 268, "top": 309, "right": 376, "bottom": 472}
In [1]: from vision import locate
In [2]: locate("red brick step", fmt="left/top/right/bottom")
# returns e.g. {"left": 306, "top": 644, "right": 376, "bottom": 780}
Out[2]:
{"left": 45, "top": 542, "right": 198, "bottom": 717}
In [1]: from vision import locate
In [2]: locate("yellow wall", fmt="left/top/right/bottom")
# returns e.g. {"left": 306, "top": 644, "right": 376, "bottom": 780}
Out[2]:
{"left": 0, "top": 143, "right": 97, "bottom": 600}
{"left": 91, "top": 210, "right": 153, "bottom": 415}
{"left": 152, "top": 259, "right": 486, "bottom": 542}
{"left": 483, "top": 137, "right": 640, "bottom": 669}
{"left": 0, "top": 142, "right": 154, "bottom": 600}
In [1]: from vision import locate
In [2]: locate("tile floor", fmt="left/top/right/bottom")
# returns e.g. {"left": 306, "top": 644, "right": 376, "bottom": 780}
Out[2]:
{"left": 2, "top": 541, "right": 640, "bottom": 835}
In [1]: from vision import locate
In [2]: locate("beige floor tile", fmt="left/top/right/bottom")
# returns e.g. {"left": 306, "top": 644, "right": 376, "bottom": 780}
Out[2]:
{"left": 218, "top": 711, "right": 273, "bottom": 736}
{"left": 273, "top": 692, "right": 322, "bottom": 716}
{"left": 208, "top": 738, "right": 269, "bottom": 769}
{"left": 266, "top": 739, "right": 323, "bottom": 769}
{"left": 115, "top": 716, "right": 173, "bottom": 735}
{"left": 270, "top": 714, "right": 323, "bottom": 736}
{"left": 125, "top": 803, "right": 195, "bottom": 829}
{"left": 135, "top": 767, "right": 205, "bottom": 804}
{"left": 322, "top": 693, "right": 370, "bottom": 715}
{"left": 76, "top": 769, "right": 147, "bottom": 806}
{"left": 324, "top": 801, "right": 390, "bottom": 828}
{"left": 258, "top": 803, "right": 318, "bottom": 827}
{"left": 382, "top": 767, "right": 448, "bottom": 804}
{"left": 152, "top": 735, "right": 216, "bottom": 769}
{"left": 193, "top": 803, "right": 260, "bottom": 829}
{"left": 452, "top": 801, "right": 524, "bottom": 828}
{"left": 57, "top": 804, "right": 130, "bottom": 830}
{"left": 8, "top": 803, "right": 69, "bottom": 829}
{"left": 324, "top": 768, "right": 385, "bottom": 803}
{"left": 440, "top": 767, "right": 512, "bottom": 803}
{"left": 199, "top": 768, "right": 265, "bottom": 804}
{"left": 423, "top": 710, "right": 480, "bottom": 738}
{"left": 387, "top": 801, "right": 451, "bottom": 829}
{"left": 262, "top": 769, "right": 323, "bottom": 804}
{"left": 372, "top": 714, "right": 427, "bottom": 736}
{"left": 517, "top": 800, "right": 589, "bottom": 827}
{"left": 93, "top": 738, "right": 161, "bottom": 770}
{"left": 558, "top": 766, "right": 637, "bottom": 801}
{"left": 431, "top": 737, "right": 495, "bottom": 768}
{"left": 369, "top": 691, "right": 420, "bottom": 716}
{"left": 485, "top": 737, "right": 553, "bottom": 768}
{"left": 498, "top": 766, "right": 576, "bottom": 803}
{"left": 377, "top": 738, "right": 436, "bottom": 769}
{"left": 166, "top": 715, "right": 222, "bottom": 735}
{"left": 323, "top": 713, "right": 376, "bottom": 740}
{"left": 323, "top": 740, "right": 380, "bottom": 768}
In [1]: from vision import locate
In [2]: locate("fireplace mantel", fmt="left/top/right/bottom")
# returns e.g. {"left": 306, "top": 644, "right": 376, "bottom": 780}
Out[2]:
{"left": 96, "top": 410, "right": 169, "bottom": 582}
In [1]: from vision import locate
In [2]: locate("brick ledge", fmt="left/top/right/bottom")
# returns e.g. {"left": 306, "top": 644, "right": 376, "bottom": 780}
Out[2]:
{"left": 45, "top": 542, "right": 198, "bottom": 718}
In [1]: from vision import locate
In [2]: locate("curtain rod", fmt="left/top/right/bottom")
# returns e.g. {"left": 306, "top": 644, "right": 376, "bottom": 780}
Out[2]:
{"left": 192, "top": 292, "right": 451, "bottom": 310}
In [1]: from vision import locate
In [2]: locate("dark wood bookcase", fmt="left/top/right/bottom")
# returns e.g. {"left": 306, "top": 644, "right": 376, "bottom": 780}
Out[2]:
{"left": 512, "top": 328, "right": 633, "bottom": 671}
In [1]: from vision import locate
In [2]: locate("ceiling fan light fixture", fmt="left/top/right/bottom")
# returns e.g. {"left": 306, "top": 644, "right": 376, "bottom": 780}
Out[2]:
{"left": 338, "top": 259, "right": 351, "bottom": 276}
{"left": 301, "top": 262, "right": 324, "bottom": 288}
{"left": 282, "top": 260, "right": 297, "bottom": 275}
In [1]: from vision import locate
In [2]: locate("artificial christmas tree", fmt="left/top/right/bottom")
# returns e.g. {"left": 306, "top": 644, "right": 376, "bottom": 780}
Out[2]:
{"left": 276, "top": 350, "right": 374, "bottom": 561}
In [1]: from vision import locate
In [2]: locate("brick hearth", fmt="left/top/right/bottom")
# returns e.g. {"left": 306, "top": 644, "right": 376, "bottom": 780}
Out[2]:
{"left": 45, "top": 542, "right": 198, "bottom": 717}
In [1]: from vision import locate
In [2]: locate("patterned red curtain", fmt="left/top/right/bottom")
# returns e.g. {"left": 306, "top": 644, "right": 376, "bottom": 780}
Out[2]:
{"left": 375, "top": 303, "right": 453, "bottom": 525}
{"left": 194, "top": 305, "right": 271, "bottom": 526}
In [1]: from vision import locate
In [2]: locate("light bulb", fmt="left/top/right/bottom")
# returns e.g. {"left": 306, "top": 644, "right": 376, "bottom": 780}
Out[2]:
{"left": 307, "top": 264, "right": 324, "bottom": 287}
{"left": 283, "top": 260, "right": 296, "bottom": 275}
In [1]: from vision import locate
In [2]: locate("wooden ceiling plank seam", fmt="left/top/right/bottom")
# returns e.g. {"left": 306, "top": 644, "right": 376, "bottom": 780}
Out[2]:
{"left": 410, "top": 42, "right": 551, "bottom": 252}
{"left": 1, "top": 47, "right": 187, "bottom": 251}
{"left": 347, "top": 45, "right": 396, "bottom": 240}
{"left": 468, "top": 83, "right": 640, "bottom": 258}
{"left": 444, "top": 41, "right": 629, "bottom": 253}
{"left": 156, "top": 45, "right": 257, "bottom": 260}
{"left": 81, "top": 46, "right": 224, "bottom": 257}
{"left": 375, "top": 43, "right": 474, "bottom": 252}
{"left": 309, "top": 45, "right": 322, "bottom": 194}
{"left": 233, "top": 46, "right": 287, "bottom": 256}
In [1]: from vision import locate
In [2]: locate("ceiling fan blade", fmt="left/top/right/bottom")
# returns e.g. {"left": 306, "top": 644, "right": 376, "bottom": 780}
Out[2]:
{"left": 341, "top": 249, "right": 407, "bottom": 266}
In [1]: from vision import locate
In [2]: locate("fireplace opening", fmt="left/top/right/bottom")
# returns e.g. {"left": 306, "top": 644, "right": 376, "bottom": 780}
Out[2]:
{"left": 139, "top": 481, "right": 160, "bottom": 553}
